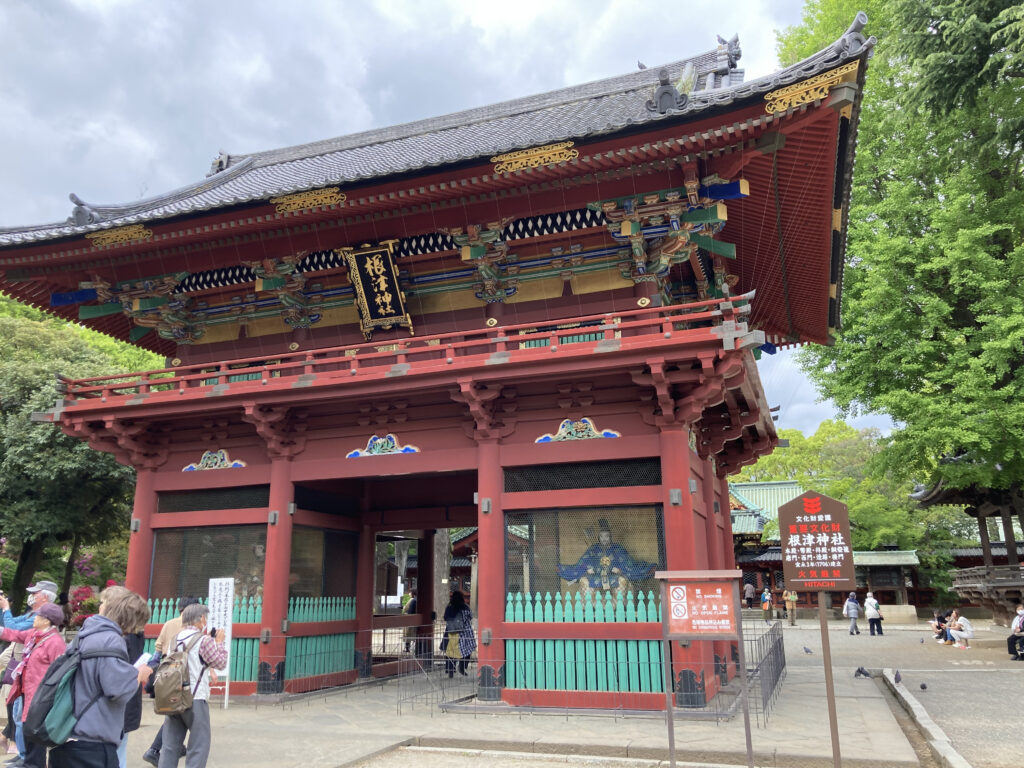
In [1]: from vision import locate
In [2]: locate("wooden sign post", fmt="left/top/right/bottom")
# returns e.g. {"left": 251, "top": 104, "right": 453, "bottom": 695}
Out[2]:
{"left": 777, "top": 492, "right": 856, "bottom": 768}
{"left": 656, "top": 570, "right": 754, "bottom": 768}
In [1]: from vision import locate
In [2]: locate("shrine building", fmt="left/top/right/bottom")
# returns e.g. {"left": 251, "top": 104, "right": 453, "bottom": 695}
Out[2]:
{"left": 0, "top": 17, "right": 873, "bottom": 708}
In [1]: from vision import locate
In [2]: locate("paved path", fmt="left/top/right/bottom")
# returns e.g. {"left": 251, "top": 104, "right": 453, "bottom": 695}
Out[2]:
{"left": 112, "top": 618, "right": 1024, "bottom": 768}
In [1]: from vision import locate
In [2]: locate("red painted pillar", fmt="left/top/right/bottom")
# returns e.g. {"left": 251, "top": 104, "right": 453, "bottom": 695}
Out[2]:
{"left": 660, "top": 426, "right": 695, "bottom": 567}
{"left": 702, "top": 456, "right": 729, "bottom": 687}
{"left": 258, "top": 457, "right": 293, "bottom": 692}
{"left": 475, "top": 439, "right": 504, "bottom": 701}
{"left": 415, "top": 529, "right": 435, "bottom": 656}
{"left": 660, "top": 425, "right": 712, "bottom": 706}
{"left": 718, "top": 473, "right": 736, "bottom": 568}
{"left": 125, "top": 468, "right": 157, "bottom": 595}
{"left": 354, "top": 521, "right": 376, "bottom": 677}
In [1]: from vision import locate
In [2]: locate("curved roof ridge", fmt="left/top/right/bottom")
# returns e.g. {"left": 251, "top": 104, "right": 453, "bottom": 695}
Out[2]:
{"left": 230, "top": 47, "right": 726, "bottom": 170}
{"left": 0, "top": 157, "right": 256, "bottom": 236}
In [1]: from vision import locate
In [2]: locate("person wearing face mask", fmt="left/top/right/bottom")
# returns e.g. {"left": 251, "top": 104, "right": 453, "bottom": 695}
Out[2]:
{"left": 0, "top": 602, "right": 66, "bottom": 768}
{"left": 0, "top": 582, "right": 58, "bottom": 768}
{"left": 1007, "top": 604, "right": 1024, "bottom": 660}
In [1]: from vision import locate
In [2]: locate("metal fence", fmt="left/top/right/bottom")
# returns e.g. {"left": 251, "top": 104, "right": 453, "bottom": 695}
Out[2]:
{"left": 741, "top": 619, "right": 786, "bottom": 726}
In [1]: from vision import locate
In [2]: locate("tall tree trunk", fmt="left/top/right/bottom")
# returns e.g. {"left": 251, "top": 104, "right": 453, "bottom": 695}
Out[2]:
{"left": 61, "top": 532, "right": 82, "bottom": 599}
{"left": 394, "top": 540, "right": 410, "bottom": 589}
{"left": 433, "top": 528, "right": 452, "bottom": 619}
{"left": 11, "top": 538, "right": 47, "bottom": 613}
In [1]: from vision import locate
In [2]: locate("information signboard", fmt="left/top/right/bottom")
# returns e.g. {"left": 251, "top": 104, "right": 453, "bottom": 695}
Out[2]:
{"left": 777, "top": 491, "right": 855, "bottom": 591}
{"left": 208, "top": 577, "right": 234, "bottom": 708}
{"left": 666, "top": 581, "right": 737, "bottom": 637}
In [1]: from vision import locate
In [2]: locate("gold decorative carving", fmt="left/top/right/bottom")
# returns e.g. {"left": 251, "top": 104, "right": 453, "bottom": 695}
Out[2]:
{"left": 85, "top": 224, "right": 153, "bottom": 247}
{"left": 491, "top": 141, "right": 579, "bottom": 174}
{"left": 764, "top": 62, "right": 860, "bottom": 114}
{"left": 269, "top": 187, "right": 346, "bottom": 213}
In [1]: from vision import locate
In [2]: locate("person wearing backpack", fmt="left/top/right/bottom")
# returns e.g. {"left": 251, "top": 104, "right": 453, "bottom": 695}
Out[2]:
{"left": 156, "top": 603, "right": 227, "bottom": 768}
{"left": 0, "top": 602, "right": 66, "bottom": 768}
{"left": 46, "top": 588, "right": 151, "bottom": 768}
{"left": 141, "top": 597, "right": 200, "bottom": 768}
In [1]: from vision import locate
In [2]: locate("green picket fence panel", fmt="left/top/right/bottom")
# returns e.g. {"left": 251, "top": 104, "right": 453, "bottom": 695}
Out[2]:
{"left": 503, "top": 638, "right": 664, "bottom": 693}
{"left": 504, "top": 591, "right": 660, "bottom": 623}
{"left": 147, "top": 595, "right": 261, "bottom": 625}
{"left": 286, "top": 596, "right": 355, "bottom": 623}
{"left": 229, "top": 637, "right": 260, "bottom": 682}
{"left": 284, "top": 633, "right": 356, "bottom": 680}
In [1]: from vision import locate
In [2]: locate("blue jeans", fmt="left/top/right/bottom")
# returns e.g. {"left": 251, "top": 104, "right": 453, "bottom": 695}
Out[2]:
{"left": 12, "top": 696, "right": 24, "bottom": 758}
{"left": 117, "top": 733, "right": 128, "bottom": 768}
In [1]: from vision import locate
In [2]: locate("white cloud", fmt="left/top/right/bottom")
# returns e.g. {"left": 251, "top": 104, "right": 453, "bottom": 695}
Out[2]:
{"left": 757, "top": 348, "right": 895, "bottom": 436}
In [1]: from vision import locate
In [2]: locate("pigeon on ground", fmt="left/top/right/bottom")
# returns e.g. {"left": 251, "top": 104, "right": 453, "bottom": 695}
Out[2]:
{"left": 920, "top": 637, "right": 925, "bottom": 643}
{"left": 920, "top": 683, "right": 927, "bottom": 690}
{"left": 803, "top": 646, "right": 813, "bottom": 654}
{"left": 638, "top": 60, "right": 647, "bottom": 70}
{"left": 894, "top": 670, "right": 902, "bottom": 684}
{"left": 854, "top": 667, "right": 870, "bottom": 678}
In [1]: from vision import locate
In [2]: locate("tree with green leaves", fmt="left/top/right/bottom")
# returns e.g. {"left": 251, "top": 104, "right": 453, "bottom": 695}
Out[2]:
{"left": 777, "top": 2, "right": 1024, "bottom": 509}
{"left": 738, "top": 420, "right": 973, "bottom": 602}
{"left": 0, "top": 295, "right": 160, "bottom": 610}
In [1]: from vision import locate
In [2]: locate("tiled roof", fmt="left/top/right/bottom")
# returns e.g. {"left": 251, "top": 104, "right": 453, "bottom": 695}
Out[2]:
{"left": 951, "top": 543, "right": 1024, "bottom": 558}
{"left": 738, "top": 547, "right": 919, "bottom": 566}
{"left": 731, "top": 510, "right": 767, "bottom": 536}
{"left": 0, "top": 16, "right": 874, "bottom": 247}
{"left": 728, "top": 481, "right": 805, "bottom": 522}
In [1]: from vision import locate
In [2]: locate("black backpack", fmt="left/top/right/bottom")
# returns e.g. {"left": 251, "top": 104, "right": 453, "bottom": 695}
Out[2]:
{"left": 24, "top": 636, "right": 129, "bottom": 748}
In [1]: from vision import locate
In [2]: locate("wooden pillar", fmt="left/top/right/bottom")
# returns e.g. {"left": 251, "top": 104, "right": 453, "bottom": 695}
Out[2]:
{"left": 258, "top": 457, "right": 293, "bottom": 692}
{"left": 354, "top": 522, "right": 376, "bottom": 677}
{"left": 1001, "top": 509, "right": 1019, "bottom": 567}
{"left": 415, "top": 529, "right": 435, "bottom": 658}
{"left": 702, "top": 454, "right": 729, "bottom": 687}
{"left": 125, "top": 468, "right": 157, "bottom": 595}
{"left": 718, "top": 472, "right": 737, "bottom": 569}
{"left": 660, "top": 426, "right": 695, "bottom": 567}
{"left": 475, "top": 439, "right": 504, "bottom": 701}
{"left": 978, "top": 513, "right": 994, "bottom": 568}
{"left": 661, "top": 425, "right": 713, "bottom": 705}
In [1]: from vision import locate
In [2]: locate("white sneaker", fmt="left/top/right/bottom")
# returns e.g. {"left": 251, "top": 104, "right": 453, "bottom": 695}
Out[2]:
{"left": 936, "top": 639, "right": 945, "bottom": 644}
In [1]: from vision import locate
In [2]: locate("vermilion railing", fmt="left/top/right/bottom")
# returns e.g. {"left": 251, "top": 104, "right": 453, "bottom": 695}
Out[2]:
{"left": 61, "top": 291, "right": 754, "bottom": 403}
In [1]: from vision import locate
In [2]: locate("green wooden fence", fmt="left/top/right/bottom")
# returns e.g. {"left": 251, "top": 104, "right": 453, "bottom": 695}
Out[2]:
{"left": 286, "top": 596, "right": 356, "bottom": 623}
{"left": 284, "top": 633, "right": 356, "bottom": 679}
{"left": 504, "top": 590, "right": 663, "bottom": 693}
{"left": 505, "top": 590, "right": 661, "bottom": 623}
{"left": 146, "top": 596, "right": 263, "bottom": 625}
{"left": 141, "top": 636, "right": 261, "bottom": 682}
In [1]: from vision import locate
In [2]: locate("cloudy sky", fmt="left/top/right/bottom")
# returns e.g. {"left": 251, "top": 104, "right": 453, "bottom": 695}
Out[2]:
{"left": 0, "top": 0, "right": 891, "bottom": 436}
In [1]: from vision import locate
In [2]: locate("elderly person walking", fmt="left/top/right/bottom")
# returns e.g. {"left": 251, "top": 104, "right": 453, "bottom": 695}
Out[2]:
{"left": 842, "top": 592, "right": 861, "bottom": 635}
{"left": 0, "top": 601, "right": 66, "bottom": 768}
{"left": 157, "top": 603, "right": 228, "bottom": 768}
{"left": 864, "top": 592, "right": 883, "bottom": 636}
{"left": 47, "top": 588, "right": 152, "bottom": 768}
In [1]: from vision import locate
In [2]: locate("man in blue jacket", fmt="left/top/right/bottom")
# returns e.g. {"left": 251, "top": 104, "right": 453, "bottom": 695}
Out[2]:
{"left": 47, "top": 588, "right": 152, "bottom": 768}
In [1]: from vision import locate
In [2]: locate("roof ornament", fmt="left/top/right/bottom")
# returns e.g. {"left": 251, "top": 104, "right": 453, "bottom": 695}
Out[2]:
{"left": 646, "top": 68, "right": 689, "bottom": 114}
{"left": 67, "top": 193, "right": 104, "bottom": 225}
{"left": 838, "top": 12, "right": 873, "bottom": 58}
{"left": 208, "top": 151, "right": 231, "bottom": 176}
{"left": 716, "top": 34, "right": 742, "bottom": 69}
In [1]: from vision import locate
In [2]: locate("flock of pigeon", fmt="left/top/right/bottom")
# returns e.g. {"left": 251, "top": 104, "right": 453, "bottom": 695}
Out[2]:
{"left": 800, "top": 646, "right": 928, "bottom": 690}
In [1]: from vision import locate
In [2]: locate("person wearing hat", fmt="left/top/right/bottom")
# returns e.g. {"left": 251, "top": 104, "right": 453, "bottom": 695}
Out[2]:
{"left": 0, "top": 581, "right": 59, "bottom": 632}
{"left": 0, "top": 582, "right": 60, "bottom": 768}
{"left": 842, "top": 591, "right": 862, "bottom": 635}
{"left": 0, "top": 602, "right": 66, "bottom": 768}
